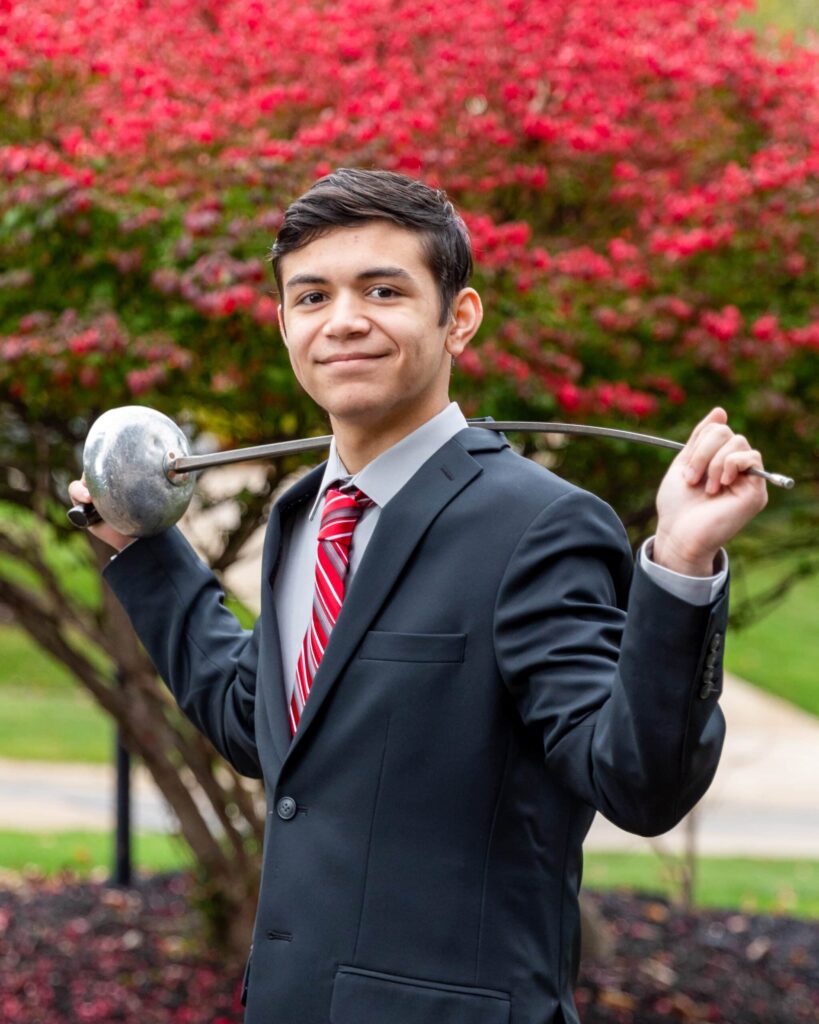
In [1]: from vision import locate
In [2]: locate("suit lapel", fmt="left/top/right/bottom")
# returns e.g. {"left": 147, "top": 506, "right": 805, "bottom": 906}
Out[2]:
{"left": 261, "top": 464, "right": 326, "bottom": 763}
{"left": 285, "top": 431, "right": 501, "bottom": 762}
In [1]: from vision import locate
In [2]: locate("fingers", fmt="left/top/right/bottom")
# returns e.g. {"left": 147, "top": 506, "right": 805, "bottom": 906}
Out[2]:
{"left": 719, "top": 447, "right": 763, "bottom": 489}
{"left": 719, "top": 447, "right": 769, "bottom": 514}
{"left": 702, "top": 433, "right": 750, "bottom": 494}
{"left": 682, "top": 419, "right": 735, "bottom": 489}
{"left": 681, "top": 412, "right": 766, "bottom": 498}
{"left": 684, "top": 407, "right": 728, "bottom": 450}
{"left": 67, "top": 478, "right": 134, "bottom": 550}
{"left": 68, "top": 478, "right": 92, "bottom": 505}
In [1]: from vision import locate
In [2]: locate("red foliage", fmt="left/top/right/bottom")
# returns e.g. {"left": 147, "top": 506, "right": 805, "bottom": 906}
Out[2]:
{"left": 1, "top": 876, "right": 816, "bottom": 1024}
{"left": 1, "top": 0, "right": 817, "bottom": 453}
{"left": 0, "top": 875, "right": 244, "bottom": 1024}
{"left": 0, "top": 312, "right": 193, "bottom": 413}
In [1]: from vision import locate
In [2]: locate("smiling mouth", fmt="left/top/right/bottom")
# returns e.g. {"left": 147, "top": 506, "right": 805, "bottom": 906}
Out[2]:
{"left": 320, "top": 353, "right": 387, "bottom": 365}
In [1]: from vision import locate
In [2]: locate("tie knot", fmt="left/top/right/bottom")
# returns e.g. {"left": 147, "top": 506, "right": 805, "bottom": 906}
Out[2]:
{"left": 318, "top": 486, "right": 373, "bottom": 543}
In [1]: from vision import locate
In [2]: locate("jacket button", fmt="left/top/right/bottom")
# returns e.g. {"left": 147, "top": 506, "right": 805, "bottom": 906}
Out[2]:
{"left": 699, "top": 683, "right": 714, "bottom": 700}
{"left": 277, "top": 796, "right": 297, "bottom": 820}
{"left": 709, "top": 632, "right": 723, "bottom": 653}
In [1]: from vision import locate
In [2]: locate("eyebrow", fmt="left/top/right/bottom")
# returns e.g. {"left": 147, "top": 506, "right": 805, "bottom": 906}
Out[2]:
{"left": 285, "top": 266, "right": 414, "bottom": 290}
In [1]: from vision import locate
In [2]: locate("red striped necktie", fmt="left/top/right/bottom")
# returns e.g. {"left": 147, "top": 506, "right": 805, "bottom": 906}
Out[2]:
{"left": 290, "top": 486, "right": 374, "bottom": 735}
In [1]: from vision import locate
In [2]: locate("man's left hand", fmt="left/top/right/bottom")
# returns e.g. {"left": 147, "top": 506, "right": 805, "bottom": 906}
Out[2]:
{"left": 653, "top": 407, "right": 768, "bottom": 576}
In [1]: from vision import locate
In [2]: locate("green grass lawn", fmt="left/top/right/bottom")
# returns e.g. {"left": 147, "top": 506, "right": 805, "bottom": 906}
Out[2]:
{"left": 0, "top": 829, "right": 814, "bottom": 918}
{"left": 0, "top": 592, "right": 255, "bottom": 763}
{"left": 0, "top": 685, "right": 112, "bottom": 762}
{"left": 0, "top": 828, "right": 191, "bottom": 877}
{"left": 583, "top": 851, "right": 819, "bottom": 918}
{"left": 0, "top": 625, "right": 112, "bottom": 763}
{"left": 744, "top": 0, "right": 818, "bottom": 37}
{"left": 0, "top": 621, "right": 82, "bottom": 692}
{"left": 725, "top": 561, "right": 819, "bottom": 717}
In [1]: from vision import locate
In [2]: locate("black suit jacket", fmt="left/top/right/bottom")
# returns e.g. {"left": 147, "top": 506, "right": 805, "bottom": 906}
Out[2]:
{"left": 105, "top": 426, "right": 727, "bottom": 1024}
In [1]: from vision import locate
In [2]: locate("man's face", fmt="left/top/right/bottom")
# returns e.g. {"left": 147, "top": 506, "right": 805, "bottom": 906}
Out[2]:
{"left": 278, "top": 221, "right": 479, "bottom": 440}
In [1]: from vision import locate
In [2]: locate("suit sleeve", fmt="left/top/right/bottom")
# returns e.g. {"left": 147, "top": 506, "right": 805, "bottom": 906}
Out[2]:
{"left": 493, "top": 489, "right": 726, "bottom": 836}
{"left": 103, "top": 527, "right": 261, "bottom": 778}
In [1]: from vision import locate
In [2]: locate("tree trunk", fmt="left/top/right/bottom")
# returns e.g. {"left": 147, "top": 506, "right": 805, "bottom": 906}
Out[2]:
{"left": 0, "top": 500, "right": 270, "bottom": 958}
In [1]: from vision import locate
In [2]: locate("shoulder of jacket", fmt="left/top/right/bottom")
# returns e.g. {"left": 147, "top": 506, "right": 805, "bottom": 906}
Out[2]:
{"left": 458, "top": 432, "right": 625, "bottom": 528}
{"left": 457, "top": 429, "right": 573, "bottom": 494}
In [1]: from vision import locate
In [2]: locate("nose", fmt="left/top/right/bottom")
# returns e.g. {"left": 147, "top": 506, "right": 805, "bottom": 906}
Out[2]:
{"left": 322, "top": 292, "right": 370, "bottom": 339}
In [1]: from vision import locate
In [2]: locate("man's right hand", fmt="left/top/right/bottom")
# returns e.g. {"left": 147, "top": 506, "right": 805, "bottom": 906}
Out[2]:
{"left": 68, "top": 479, "right": 134, "bottom": 552}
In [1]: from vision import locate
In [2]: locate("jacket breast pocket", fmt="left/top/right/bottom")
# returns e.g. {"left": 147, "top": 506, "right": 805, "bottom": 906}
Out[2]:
{"left": 358, "top": 631, "right": 466, "bottom": 663}
{"left": 331, "top": 965, "right": 510, "bottom": 1024}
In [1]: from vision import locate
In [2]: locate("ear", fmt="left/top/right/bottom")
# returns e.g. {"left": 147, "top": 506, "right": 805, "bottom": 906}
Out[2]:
{"left": 277, "top": 303, "right": 288, "bottom": 344}
{"left": 444, "top": 288, "right": 482, "bottom": 357}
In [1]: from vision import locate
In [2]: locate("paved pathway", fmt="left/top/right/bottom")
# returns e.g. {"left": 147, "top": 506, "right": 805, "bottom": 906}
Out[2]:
{"left": 0, "top": 674, "right": 815, "bottom": 858}
{"left": 0, "top": 758, "right": 173, "bottom": 834}
{"left": 586, "top": 673, "right": 819, "bottom": 857}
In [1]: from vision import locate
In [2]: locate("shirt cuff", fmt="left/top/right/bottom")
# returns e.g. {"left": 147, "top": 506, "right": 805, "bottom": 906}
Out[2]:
{"left": 109, "top": 538, "right": 139, "bottom": 561}
{"left": 639, "top": 537, "right": 728, "bottom": 606}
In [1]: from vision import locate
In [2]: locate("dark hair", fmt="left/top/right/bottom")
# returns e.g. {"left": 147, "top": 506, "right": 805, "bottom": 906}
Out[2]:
{"left": 270, "top": 168, "right": 473, "bottom": 325}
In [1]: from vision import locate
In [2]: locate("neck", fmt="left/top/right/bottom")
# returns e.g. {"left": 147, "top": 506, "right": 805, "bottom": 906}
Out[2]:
{"left": 331, "top": 400, "right": 450, "bottom": 474}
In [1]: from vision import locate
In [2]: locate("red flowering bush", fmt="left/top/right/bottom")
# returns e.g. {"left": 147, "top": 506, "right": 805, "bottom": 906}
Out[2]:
{"left": 1, "top": 1, "right": 816, "bottom": 497}
{"left": 1, "top": 0, "right": 817, "bottom": 942}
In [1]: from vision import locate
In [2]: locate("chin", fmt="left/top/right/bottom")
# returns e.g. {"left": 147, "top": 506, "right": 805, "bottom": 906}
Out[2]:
{"left": 322, "top": 388, "right": 391, "bottom": 420}
{"left": 327, "top": 403, "right": 386, "bottom": 426}
{"left": 330, "top": 397, "right": 423, "bottom": 434}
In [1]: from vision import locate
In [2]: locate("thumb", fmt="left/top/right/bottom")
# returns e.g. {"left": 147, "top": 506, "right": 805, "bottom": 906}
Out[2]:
{"left": 68, "top": 478, "right": 93, "bottom": 505}
{"left": 681, "top": 406, "right": 728, "bottom": 458}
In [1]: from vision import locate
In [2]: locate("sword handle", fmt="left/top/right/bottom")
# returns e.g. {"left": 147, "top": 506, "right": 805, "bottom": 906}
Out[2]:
{"left": 67, "top": 502, "right": 103, "bottom": 529}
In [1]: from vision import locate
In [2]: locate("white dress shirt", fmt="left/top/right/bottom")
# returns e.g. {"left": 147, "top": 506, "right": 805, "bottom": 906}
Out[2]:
{"left": 273, "top": 402, "right": 728, "bottom": 703}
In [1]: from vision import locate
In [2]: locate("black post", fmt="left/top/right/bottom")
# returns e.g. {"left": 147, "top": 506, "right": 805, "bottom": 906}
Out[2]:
{"left": 112, "top": 671, "right": 132, "bottom": 886}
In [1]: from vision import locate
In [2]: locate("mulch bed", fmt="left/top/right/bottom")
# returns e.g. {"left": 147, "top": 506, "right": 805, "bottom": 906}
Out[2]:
{"left": 577, "top": 891, "right": 818, "bottom": 1023}
{"left": 0, "top": 873, "right": 816, "bottom": 1023}
{"left": 0, "top": 873, "right": 241, "bottom": 1023}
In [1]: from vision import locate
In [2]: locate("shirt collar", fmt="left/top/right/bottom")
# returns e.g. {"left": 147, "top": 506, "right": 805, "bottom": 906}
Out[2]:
{"left": 308, "top": 402, "right": 469, "bottom": 519}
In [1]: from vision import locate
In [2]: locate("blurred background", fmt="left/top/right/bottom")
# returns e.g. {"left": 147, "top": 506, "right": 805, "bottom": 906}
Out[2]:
{"left": 0, "top": 1, "right": 817, "bottom": 1022}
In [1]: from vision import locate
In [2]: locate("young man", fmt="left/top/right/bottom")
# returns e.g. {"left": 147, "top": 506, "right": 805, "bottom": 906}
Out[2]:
{"left": 70, "top": 168, "right": 767, "bottom": 1024}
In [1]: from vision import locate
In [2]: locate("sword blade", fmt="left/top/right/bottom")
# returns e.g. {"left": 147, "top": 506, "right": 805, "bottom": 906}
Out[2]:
{"left": 168, "top": 420, "right": 794, "bottom": 489}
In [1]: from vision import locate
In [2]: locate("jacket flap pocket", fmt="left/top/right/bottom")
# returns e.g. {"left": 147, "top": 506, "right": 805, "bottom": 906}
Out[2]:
{"left": 331, "top": 965, "right": 510, "bottom": 1024}
{"left": 358, "top": 631, "right": 466, "bottom": 663}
